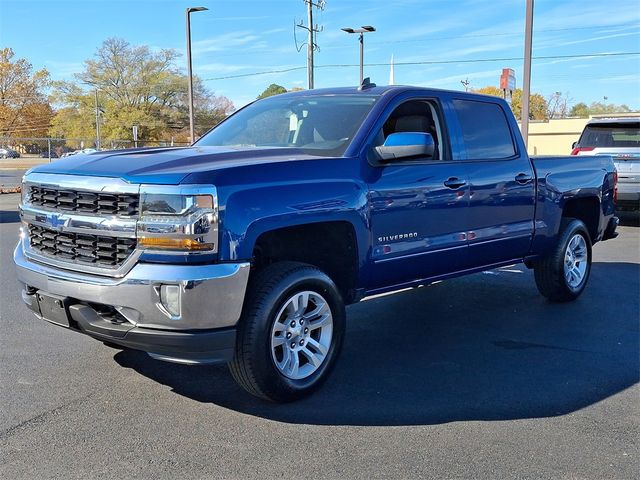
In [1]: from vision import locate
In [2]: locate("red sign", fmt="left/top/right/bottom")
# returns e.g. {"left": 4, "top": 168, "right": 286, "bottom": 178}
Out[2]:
{"left": 500, "top": 68, "right": 516, "bottom": 91}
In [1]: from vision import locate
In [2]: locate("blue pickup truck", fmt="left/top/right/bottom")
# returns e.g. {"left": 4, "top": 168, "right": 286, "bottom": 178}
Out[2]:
{"left": 15, "top": 85, "right": 619, "bottom": 402}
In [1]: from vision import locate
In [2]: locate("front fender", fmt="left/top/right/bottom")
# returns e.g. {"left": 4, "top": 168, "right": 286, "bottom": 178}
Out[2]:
{"left": 219, "top": 180, "right": 370, "bottom": 263}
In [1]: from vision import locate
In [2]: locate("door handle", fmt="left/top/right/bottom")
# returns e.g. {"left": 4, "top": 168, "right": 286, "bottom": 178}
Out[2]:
{"left": 515, "top": 173, "right": 533, "bottom": 184}
{"left": 444, "top": 177, "right": 467, "bottom": 189}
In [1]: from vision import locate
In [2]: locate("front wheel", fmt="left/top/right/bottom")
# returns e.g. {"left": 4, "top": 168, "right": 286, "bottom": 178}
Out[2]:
{"left": 229, "top": 262, "right": 345, "bottom": 402}
{"left": 534, "top": 218, "right": 592, "bottom": 302}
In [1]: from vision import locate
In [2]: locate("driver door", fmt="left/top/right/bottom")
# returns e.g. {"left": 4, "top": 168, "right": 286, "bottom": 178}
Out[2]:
{"left": 366, "top": 98, "right": 470, "bottom": 291}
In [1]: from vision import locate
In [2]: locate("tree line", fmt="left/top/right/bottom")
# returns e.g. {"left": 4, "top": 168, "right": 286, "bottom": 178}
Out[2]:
{"left": 0, "top": 42, "right": 635, "bottom": 149}
{"left": 473, "top": 86, "right": 633, "bottom": 120}
{"left": 0, "top": 40, "right": 235, "bottom": 147}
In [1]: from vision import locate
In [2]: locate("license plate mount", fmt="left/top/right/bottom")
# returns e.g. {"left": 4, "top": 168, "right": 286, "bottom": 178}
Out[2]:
{"left": 36, "top": 292, "right": 70, "bottom": 328}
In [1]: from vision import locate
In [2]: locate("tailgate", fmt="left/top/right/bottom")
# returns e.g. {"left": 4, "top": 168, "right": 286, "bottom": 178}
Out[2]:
{"left": 612, "top": 153, "right": 640, "bottom": 179}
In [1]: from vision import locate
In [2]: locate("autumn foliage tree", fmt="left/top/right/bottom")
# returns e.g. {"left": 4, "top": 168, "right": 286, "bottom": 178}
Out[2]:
{"left": 0, "top": 48, "right": 52, "bottom": 139}
{"left": 50, "top": 38, "right": 234, "bottom": 145}
{"left": 474, "top": 86, "right": 548, "bottom": 120}
{"left": 569, "top": 101, "right": 632, "bottom": 118}
{"left": 257, "top": 84, "right": 287, "bottom": 99}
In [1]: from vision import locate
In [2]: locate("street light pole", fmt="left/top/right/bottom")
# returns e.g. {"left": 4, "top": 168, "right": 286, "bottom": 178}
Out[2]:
{"left": 94, "top": 88, "right": 101, "bottom": 150}
{"left": 341, "top": 26, "right": 375, "bottom": 86}
{"left": 358, "top": 32, "right": 364, "bottom": 85}
{"left": 186, "top": 6, "right": 208, "bottom": 145}
{"left": 521, "top": 0, "right": 534, "bottom": 149}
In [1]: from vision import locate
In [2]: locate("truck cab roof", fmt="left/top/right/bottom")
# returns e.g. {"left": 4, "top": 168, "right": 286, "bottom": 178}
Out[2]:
{"left": 275, "top": 85, "right": 504, "bottom": 103}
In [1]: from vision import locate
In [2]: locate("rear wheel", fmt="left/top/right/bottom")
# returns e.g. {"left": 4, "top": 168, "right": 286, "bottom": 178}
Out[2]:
{"left": 534, "top": 218, "right": 592, "bottom": 302}
{"left": 229, "top": 262, "right": 345, "bottom": 402}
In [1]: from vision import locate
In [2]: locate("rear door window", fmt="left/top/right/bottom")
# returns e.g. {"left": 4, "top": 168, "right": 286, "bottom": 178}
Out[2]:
{"left": 579, "top": 122, "right": 640, "bottom": 148}
{"left": 453, "top": 99, "right": 516, "bottom": 159}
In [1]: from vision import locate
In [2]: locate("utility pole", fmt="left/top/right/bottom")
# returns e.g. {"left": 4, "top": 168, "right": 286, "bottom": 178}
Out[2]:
{"left": 521, "top": 0, "right": 534, "bottom": 149}
{"left": 460, "top": 78, "right": 470, "bottom": 92}
{"left": 297, "top": 0, "right": 324, "bottom": 89}
{"left": 307, "top": 1, "right": 314, "bottom": 89}
{"left": 94, "top": 89, "right": 101, "bottom": 150}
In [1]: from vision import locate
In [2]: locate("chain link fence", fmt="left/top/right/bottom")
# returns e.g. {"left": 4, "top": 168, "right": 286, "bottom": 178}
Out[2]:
{"left": 0, "top": 136, "right": 190, "bottom": 160}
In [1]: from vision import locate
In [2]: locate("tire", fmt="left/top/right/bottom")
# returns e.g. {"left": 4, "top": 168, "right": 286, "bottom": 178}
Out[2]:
{"left": 534, "top": 218, "right": 592, "bottom": 302}
{"left": 229, "top": 261, "right": 346, "bottom": 402}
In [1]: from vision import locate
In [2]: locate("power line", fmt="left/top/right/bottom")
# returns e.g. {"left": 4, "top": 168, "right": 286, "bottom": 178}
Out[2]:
{"left": 0, "top": 125, "right": 51, "bottom": 134}
{"left": 0, "top": 118, "right": 57, "bottom": 130}
{"left": 0, "top": 122, "right": 54, "bottom": 132}
{"left": 0, "top": 118, "right": 55, "bottom": 128}
{"left": 203, "top": 51, "right": 640, "bottom": 81}
{"left": 3, "top": 113, "right": 57, "bottom": 122}
{"left": 204, "top": 65, "right": 307, "bottom": 81}
{"left": 363, "top": 23, "right": 640, "bottom": 47}
{"left": 321, "top": 52, "right": 640, "bottom": 67}
{"left": 192, "top": 22, "right": 640, "bottom": 59}
{"left": 0, "top": 95, "right": 51, "bottom": 102}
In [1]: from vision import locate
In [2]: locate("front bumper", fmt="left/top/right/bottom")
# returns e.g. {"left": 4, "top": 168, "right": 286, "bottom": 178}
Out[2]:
{"left": 14, "top": 243, "right": 250, "bottom": 364}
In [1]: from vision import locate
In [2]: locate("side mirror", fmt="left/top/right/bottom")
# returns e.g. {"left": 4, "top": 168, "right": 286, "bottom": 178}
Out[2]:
{"left": 375, "top": 132, "right": 435, "bottom": 161}
{"left": 572, "top": 141, "right": 577, "bottom": 149}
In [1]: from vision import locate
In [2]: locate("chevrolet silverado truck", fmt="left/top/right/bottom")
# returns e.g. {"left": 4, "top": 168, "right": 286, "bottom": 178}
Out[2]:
{"left": 14, "top": 85, "right": 619, "bottom": 402}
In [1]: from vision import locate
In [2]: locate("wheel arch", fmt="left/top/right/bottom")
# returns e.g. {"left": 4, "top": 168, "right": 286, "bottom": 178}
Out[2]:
{"left": 249, "top": 220, "right": 361, "bottom": 303}
{"left": 561, "top": 196, "right": 600, "bottom": 242}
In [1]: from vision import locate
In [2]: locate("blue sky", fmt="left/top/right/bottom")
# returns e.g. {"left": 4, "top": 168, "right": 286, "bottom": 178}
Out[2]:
{"left": 1, "top": 0, "right": 639, "bottom": 110}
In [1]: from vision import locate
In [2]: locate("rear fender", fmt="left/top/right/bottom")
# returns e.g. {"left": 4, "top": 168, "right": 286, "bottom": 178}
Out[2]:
{"left": 531, "top": 167, "right": 609, "bottom": 255}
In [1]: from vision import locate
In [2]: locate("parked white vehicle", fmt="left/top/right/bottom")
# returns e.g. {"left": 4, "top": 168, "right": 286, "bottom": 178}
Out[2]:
{"left": 60, "top": 148, "right": 98, "bottom": 158}
{"left": 572, "top": 117, "right": 640, "bottom": 210}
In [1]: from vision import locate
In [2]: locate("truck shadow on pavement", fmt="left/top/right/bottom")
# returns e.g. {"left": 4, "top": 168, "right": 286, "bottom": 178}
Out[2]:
{"left": 618, "top": 211, "right": 639, "bottom": 227}
{"left": 115, "top": 261, "right": 639, "bottom": 426}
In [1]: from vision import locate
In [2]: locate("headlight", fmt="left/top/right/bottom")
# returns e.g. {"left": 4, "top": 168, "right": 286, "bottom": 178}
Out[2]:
{"left": 21, "top": 174, "right": 32, "bottom": 205}
{"left": 138, "top": 185, "right": 218, "bottom": 255}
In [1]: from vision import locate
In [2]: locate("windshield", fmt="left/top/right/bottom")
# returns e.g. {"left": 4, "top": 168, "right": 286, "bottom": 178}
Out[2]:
{"left": 195, "top": 94, "right": 378, "bottom": 157}
{"left": 579, "top": 122, "right": 640, "bottom": 148}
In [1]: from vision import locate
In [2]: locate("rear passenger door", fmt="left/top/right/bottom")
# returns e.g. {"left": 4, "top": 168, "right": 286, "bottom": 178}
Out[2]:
{"left": 451, "top": 97, "right": 535, "bottom": 267}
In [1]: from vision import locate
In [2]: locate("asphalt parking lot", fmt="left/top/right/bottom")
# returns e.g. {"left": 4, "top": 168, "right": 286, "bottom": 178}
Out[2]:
{"left": 0, "top": 169, "right": 26, "bottom": 189}
{"left": 0, "top": 191, "right": 638, "bottom": 479}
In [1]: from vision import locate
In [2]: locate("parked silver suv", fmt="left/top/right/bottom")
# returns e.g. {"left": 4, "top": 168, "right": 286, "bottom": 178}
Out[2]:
{"left": 572, "top": 117, "right": 640, "bottom": 209}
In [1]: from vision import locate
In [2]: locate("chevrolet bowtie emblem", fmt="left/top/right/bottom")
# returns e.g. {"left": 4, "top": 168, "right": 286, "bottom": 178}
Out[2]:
{"left": 36, "top": 213, "right": 66, "bottom": 230}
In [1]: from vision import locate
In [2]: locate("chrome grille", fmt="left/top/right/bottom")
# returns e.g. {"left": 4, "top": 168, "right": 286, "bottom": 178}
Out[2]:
{"left": 29, "top": 185, "right": 139, "bottom": 216}
{"left": 28, "top": 224, "right": 137, "bottom": 267}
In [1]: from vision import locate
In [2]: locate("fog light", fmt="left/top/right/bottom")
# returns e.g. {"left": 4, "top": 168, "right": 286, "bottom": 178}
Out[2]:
{"left": 159, "top": 284, "right": 181, "bottom": 318}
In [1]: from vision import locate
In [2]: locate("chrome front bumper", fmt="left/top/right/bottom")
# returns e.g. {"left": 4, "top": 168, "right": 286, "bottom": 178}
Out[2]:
{"left": 14, "top": 242, "right": 250, "bottom": 331}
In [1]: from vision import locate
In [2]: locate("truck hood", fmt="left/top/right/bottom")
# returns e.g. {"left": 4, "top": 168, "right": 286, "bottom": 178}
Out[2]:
{"left": 30, "top": 146, "right": 322, "bottom": 185}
